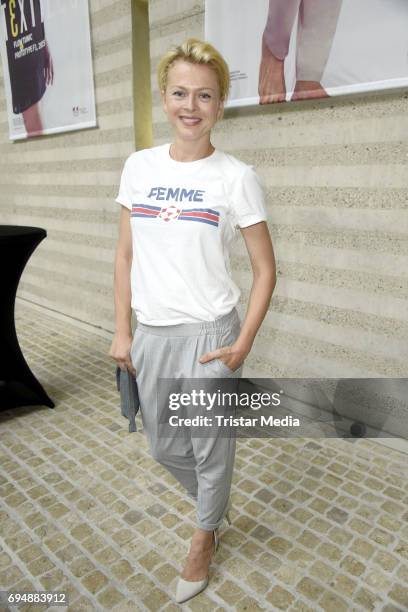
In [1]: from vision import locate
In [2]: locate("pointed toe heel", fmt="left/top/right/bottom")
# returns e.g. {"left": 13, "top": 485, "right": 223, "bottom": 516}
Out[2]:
{"left": 175, "top": 576, "right": 209, "bottom": 603}
{"left": 175, "top": 529, "right": 218, "bottom": 603}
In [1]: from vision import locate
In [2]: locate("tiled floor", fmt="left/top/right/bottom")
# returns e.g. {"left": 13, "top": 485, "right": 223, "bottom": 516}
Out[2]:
{"left": 0, "top": 302, "right": 407, "bottom": 611}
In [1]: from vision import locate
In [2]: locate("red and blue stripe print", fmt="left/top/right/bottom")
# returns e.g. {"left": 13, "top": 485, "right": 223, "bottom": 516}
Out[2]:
{"left": 131, "top": 204, "right": 219, "bottom": 227}
{"left": 131, "top": 204, "right": 161, "bottom": 219}
{"left": 179, "top": 208, "right": 219, "bottom": 227}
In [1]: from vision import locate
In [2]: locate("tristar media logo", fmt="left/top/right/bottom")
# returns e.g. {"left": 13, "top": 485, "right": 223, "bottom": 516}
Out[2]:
{"left": 158, "top": 205, "right": 181, "bottom": 222}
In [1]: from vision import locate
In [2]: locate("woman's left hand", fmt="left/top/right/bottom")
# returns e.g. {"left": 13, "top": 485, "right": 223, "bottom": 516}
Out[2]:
{"left": 199, "top": 341, "right": 251, "bottom": 372}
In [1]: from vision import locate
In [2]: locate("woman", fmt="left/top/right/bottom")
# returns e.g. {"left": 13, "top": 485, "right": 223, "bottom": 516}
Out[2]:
{"left": 109, "top": 38, "right": 276, "bottom": 604}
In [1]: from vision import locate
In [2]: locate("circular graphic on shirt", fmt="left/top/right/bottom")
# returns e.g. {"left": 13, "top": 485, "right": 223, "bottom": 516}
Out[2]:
{"left": 159, "top": 205, "right": 182, "bottom": 222}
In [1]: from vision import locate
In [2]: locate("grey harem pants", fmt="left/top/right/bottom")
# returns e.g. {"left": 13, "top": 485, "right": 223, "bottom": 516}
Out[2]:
{"left": 131, "top": 307, "right": 243, "bottom": 531}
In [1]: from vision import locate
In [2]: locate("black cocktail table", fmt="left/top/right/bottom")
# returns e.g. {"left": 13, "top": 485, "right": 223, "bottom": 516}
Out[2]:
{"left": 0, "top": 225, "right": 54, "bottom": 409}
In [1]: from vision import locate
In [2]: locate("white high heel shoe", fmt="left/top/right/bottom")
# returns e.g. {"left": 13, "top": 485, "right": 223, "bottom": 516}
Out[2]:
{"left": 175, "top": 501, "right": 233, "bottom": 604}
{"left": 175, "top": 529, "right": 219, "bottom": 604}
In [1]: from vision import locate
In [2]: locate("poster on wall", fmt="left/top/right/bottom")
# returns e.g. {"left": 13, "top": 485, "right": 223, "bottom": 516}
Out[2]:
{"left": 0, "top": 0, "right": 96, "bottom": 140}
{"left": 205, "top": 0, "right": 408, "bottom": 108}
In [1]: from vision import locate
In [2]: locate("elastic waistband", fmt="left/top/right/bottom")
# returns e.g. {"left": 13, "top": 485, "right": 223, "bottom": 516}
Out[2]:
{"left": 136, "top": 308, "right": 240, "bottom": 337}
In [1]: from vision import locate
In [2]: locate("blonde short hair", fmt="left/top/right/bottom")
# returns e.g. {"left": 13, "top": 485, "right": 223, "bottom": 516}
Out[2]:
{"left": 157, "top": 38, "right": 230, "bottom": 100}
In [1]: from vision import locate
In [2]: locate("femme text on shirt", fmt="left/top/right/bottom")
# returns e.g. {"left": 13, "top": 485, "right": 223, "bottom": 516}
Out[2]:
{"left": 147, "top": 187, "right": 205, "bottom": 202}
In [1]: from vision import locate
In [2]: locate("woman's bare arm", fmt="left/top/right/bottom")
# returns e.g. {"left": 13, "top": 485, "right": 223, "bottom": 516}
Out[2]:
{"left": 109, "top": 206, "right": 135, "bottom": 373}
{"left": 236, "top": 220, "right": 276, "bottom": 351}
{"left": 199, "top": 221, "right": 276, "bottom": 371}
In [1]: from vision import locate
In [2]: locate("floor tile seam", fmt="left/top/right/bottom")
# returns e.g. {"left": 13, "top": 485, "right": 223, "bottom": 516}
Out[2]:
{"left": 251, "top": 469, "right": 407, "bottom": 528}
{"left": 35, "top": 402, "right": 402, "bottom": 512}
{"left": 284, "top": 433, "right": 408, "bottom": 463}
{"left": 0, "top": 430, "right": 380, "bottom": 608}
{"left": 21, "top": 342, "right": 110, "bottom": 364}
{"left": 3, "top": 414, "right": 205, "bottom": 545}
{"left": 15, "top": 304, "right": 111, "bottom": 344}
{"left": 3, "top": 442, "right": 171, "bottom": 611}
{"left": 0, "top": 494, "right": 150, "bottom": 612}
{"left": 7, "top": 411, "right": 153, "bottom": 469}
{"left": 20, "top": 332, "right": 106, "bottom": 353}
{"left": 4, "top": 430, "right": 380, "bottom": 544}
{"left": 223, "top": 541, "right": 391, "bottom": 612}
{"left": 1, "top": 424, "right": 202, "bottom": 572}
{"left": 2, "top": 460, "right": 320, "bottom": 612}
{"left": 325, "top": 458, "right": 408, "bottom": 482}
{"left": 213, "top": 571, "right": 325, "bottom": 612}
{"left": 230, "top": 495, "right": 407, "bottom": 587}
{"left": 2, "top": 407, "right": 148, "bottom": 463}
{"left": 242, "top": 443, "right": 406, "bottom": 482}
{"left": 207, "top": 510, "right": 388, "bottom": 605}
{"left": 283, "top": 471, "right": 406, "bottom": 514}
{"left": 0, "top": 527, "right": 60, "bottom": 604}
{"left": 1, "top": 452, "right": 406, "bottom": 608}
{"left": 4, "top": 428, "right": 404, "bottom": 563}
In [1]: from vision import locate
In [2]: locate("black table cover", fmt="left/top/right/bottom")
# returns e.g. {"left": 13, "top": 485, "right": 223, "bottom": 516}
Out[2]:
{"left": 0, "top": 225, "right": 54, "bottom": 409}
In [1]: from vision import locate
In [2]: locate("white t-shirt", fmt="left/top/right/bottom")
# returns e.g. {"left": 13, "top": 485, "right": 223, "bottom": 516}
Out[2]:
{"left": 115, "top": 143, "right": 267, "bottom": 325}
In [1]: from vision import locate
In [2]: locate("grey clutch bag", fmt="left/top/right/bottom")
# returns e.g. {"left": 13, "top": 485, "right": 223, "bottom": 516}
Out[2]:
{"left": 115, "top": 366, "right": 140, "bottom": 432}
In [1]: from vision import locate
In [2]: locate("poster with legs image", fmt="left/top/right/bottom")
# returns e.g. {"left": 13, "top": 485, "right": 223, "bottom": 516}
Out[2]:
{"left": 205, "top": 0, "right": 408, "bottom": 107}
{"left": 0, "top": 0, "right": 96, "bottom": 139}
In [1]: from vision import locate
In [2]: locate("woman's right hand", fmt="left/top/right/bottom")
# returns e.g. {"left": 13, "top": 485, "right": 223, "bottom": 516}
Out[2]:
{"left": 109, "top": 332, "right": 136, "bottom": 377}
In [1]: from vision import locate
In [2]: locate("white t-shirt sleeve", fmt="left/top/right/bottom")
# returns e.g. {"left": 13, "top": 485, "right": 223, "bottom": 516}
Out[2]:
{"left": 115, "top": 156, "right": 133, "bottom": 210}
{"left": 230, "top": 166, "right": 268, "bottom": 229}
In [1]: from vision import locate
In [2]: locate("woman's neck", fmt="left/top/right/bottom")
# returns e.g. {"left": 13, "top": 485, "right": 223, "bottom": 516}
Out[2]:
{"left": 169, "top": 140, "right": 215, "bottom": 162}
